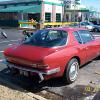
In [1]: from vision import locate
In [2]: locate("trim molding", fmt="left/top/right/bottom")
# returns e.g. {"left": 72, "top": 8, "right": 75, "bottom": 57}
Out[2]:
{"left": 43, "top": 1, "right": 64, "bottom": 6}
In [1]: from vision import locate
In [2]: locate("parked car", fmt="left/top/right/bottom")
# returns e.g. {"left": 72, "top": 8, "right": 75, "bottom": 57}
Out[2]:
{"left": 3, "top": 27, "right": 100, "bottom": 84}
{"left": 69, "top": 23, "right": 79, "bottom": 27}
{"left": 79, "top": 22, "right": 100, "bottom": 32}
{"left": 69, "top": 22, "right": 100, "bottom": 32}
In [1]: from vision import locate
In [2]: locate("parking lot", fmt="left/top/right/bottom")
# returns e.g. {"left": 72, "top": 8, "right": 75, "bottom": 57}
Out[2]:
{"left": 0, "top": 28, "right": 100, "bottom": 100}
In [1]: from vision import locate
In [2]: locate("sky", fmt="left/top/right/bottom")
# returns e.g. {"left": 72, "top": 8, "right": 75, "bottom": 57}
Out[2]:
{"left": 0, "top": 0, "right": 10, "bottom": 1}
{"left": 0, "top": 0, "right": 100, "bottom": 10}
{"left": 81, "top": 0, "right": 100, "bottom": 11}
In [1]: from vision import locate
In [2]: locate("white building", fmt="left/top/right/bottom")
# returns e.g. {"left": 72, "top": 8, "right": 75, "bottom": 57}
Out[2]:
{"left": 0, "top": 0, "right": 64, "bottom": 23}
{"left": 0, "top": 0, "right": 99, "bottom": 27}
{"left": 41, "top": 0, "right": 64, "bottom": 22}
{"left": 63, "top": 0, "right": 91, "bottom": 22}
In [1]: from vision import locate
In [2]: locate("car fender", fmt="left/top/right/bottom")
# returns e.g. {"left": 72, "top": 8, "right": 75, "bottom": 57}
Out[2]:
{"left": 43, "top": 46, "right": 80, "bottom": 76}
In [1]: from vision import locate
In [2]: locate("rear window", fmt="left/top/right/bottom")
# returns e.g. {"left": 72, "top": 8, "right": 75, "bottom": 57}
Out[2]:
{"left": 24, "top": 29, "right": 68, "bottom": 47}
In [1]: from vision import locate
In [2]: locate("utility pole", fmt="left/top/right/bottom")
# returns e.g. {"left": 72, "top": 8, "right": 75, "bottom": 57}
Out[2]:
{"left": 97, "top": 12, "right": 100, "bottom": 24}
{"left": 74, "top": 0, "right": 81, "bottom": 22}
{"left": 73, "top": 2, "right": 76, "bottom": 22}
{"left": 63, "top": 0, "right": 72, "bottom": 22}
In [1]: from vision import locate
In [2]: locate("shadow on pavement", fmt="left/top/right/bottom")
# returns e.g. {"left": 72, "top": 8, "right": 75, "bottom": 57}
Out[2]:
{"left": 62, "top": 85, "right": 97, "bottom": 100}
{"left": 94, "top": 56, "right": 100, "bottom": 60}
{"left": 0, "top": 68, "right": 28, "bottom": 93}
{"left": 93, "top": 91, "right": 100, "bottom": 100}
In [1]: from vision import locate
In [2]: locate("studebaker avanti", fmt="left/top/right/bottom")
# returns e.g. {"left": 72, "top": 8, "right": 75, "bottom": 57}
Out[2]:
{"left": 3, "top": 27, "right": 100, "bottom": 84}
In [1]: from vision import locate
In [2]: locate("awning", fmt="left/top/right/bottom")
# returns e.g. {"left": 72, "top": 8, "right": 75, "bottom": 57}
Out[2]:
{"left": 66, "top": 9, "right": 89, "bottom": 12}
{"left": 66, "top": 8, "right": 89, "bottom": 12}
{"left": 80, "top": 8, "right": 89, "bottom": 12}
{"left": 0, "top": 5, "right": 41, "bottom": 13}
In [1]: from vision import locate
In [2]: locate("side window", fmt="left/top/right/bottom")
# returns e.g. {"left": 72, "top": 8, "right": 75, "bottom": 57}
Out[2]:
{"left": 61, "top": 31, "right": 68, "bottom": 45}
{"left": 80, "top": 23, "right": 85, "bottom": 26}
{"left": 47, "top": 30, "right": 68, "bottom": 39}
{"left": 78, "top": 30, "right": 93, "bottom": 43}
{"left": 80, "top": 22, "right": 89, "bottom": 26}
{"left": 73, "top": 31, "right": 82, "bottom": 44}
{"left": 62, "top": 30, "right": 68, "bottom": 38}
{"left": 84, "top": 22, "right": 89, "bottom": 25}
{"left": 46, "top": 30, "right": 68, "bottom": 45}
{"left": 47, "top": 30, "right": 62, "bottom": 40}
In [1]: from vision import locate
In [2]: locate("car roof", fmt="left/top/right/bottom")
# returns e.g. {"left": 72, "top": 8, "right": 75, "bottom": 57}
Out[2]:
{"left": 46, "top": 27, "right": 87, "bottom": 32}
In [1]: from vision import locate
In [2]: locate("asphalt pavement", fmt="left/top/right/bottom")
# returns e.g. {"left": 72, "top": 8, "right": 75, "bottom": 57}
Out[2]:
{"left": 0, "top": 29, "right": 100, "bottom": 100}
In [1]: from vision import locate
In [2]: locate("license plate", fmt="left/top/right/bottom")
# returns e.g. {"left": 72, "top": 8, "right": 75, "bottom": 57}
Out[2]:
{"left": 8, "top": 63, "right": 16, "bottom": 68}
{"left": 8, "top": 63, "right": 29, "bottom": 77}
{"left": 19, "top": 70, "right": 28, "bottom": 77}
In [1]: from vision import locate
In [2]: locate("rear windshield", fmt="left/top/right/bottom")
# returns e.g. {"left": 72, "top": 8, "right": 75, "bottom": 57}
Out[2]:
{"left": 23, "top": 29, "right": 68, "bottom": 47}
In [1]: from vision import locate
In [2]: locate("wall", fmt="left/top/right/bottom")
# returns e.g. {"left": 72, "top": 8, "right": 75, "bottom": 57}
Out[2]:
{"left": 43, "top": 0, "right": 63, "bottom": 22}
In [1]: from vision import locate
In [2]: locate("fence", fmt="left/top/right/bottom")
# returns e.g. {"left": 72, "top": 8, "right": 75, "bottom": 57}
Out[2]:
{"left": 19, "top": 21, "right": 77, "bottom": 30}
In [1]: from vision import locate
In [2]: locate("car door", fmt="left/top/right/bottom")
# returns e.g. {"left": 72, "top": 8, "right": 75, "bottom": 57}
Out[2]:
{"left": 73, "top": 31, "right": 88, "bottom": 64}
{"left": 78, "top": 30, "right": 98, "bottom": 61}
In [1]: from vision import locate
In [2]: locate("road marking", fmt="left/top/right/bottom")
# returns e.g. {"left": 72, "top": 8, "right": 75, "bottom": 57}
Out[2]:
{"left": 0, "top": 51, "right": 4, "bottom": 53}
{"left": 10, "top": 40, "right": 19, "bottom": 42}
{"left": 0, "top": 40, "right": 18, "bottom": 44}
{"left": 93, "top": 35, "right": 100, "bottom": 37}
{"left": 84, "top": 94, "right": 96, "bottom": 100}
{"left": 8, "top": 44, "right": 12, "bottom": 46}
{"left": 95, "top": 37, "right": 100, "bottom": 39}
{"left": 0, "top": 59, "right": 3, "bottom": 62}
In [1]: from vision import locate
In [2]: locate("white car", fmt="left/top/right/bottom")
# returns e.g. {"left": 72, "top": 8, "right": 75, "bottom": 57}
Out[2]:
{"left": 80, "top": 22, "right": 100, "bottom": 32}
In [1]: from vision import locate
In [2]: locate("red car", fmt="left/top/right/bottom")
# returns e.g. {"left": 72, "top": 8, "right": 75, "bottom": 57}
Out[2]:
{"left": 3, "top": 27, "right": 100, "bottom": 84}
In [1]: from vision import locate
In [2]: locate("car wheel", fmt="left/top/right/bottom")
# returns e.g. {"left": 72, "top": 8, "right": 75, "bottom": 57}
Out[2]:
{"left": 63, "top": 58, "right": 79, "bottom": 84}
{"left": 7, "top": 65, "right": 19, "bottom": 75}
{"left": 94, "top": 28, "right": 99, "bottom": 32}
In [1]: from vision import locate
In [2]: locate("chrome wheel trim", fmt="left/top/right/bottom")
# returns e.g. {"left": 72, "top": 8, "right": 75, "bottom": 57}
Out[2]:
{"left": 94, "top": 28, "right": 98, "bottom": 32}
{"left": 69, "top": 62, "right": 79, "bottom": 81}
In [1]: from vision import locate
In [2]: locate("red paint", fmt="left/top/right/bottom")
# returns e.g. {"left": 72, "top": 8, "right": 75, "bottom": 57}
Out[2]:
{"left": 4, "top": 27, "right": 100, "bottom": 80}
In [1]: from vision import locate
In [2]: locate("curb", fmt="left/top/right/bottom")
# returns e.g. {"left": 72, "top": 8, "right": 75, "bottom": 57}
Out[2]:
{"left": 26, "top": 92, "right": 47, "bottom": 100}
{"left": 0, "top": 75, "right": 47, "bottom": 100}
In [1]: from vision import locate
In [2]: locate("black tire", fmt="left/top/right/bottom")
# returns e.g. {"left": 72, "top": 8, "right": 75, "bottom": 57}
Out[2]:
{"left": 7, "top": 66, "right": 19, "bottom": 76}
{"left": 94, "top": 28, "right": 99, "bottom": 32}
{"left": 63, "top": 58, "right": 79, "bottom": 84}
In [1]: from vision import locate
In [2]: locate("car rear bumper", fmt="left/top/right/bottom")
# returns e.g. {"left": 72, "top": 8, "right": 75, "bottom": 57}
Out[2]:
{"left": 2, "top": 59, "right": 60, "bottom": 82}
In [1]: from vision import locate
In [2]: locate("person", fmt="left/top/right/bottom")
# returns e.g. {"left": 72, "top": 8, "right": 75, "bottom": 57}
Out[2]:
{"left": 29, "top": 18, "right": 38, "bottom": 28}
{"left": 29, "top": 18, "right": 36, "bottom": 23}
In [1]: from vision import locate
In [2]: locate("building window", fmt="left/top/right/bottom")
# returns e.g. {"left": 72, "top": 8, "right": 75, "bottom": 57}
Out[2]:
{"left": 45, "top": 13, "right": 51, "bottom": 22}
{"left": 65, "top": 5, "right": 70, "bottom": 8}
{"left": 56, "top": 13, "right": 61, "bottom": 22}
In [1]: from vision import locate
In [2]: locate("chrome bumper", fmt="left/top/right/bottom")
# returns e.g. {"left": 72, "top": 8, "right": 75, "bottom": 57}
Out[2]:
{"left": 2, "top": 60, "right": 60, "bottom": 82}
